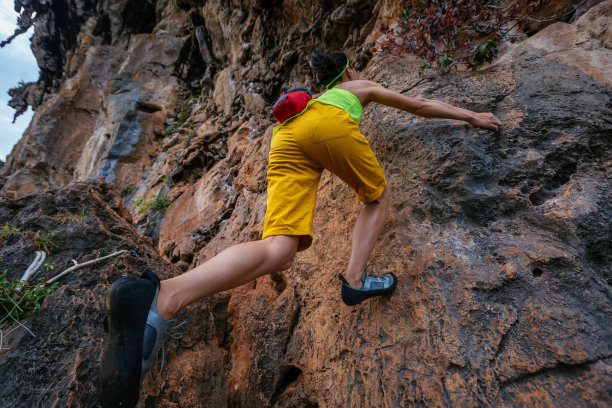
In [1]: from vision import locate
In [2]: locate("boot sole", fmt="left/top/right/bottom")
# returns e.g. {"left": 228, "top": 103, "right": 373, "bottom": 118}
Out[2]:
{"left": 98, "top": 276, "right": 155, "bottom": 407}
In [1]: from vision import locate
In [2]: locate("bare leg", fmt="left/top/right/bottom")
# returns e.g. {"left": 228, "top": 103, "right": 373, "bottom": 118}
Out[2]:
{"left": 345, "top": 187, "right": 390, "bottom": 288}
{"left": 156, "top": 235, "right": 299, "bottom": 320}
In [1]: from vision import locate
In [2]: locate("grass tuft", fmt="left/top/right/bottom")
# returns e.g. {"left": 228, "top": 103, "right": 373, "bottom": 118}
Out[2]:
{"left": 0, "top": 224, "right": 20, "bottom": 243}
{"left": 31, "top": 231, "right": 61, "bottom": 253}
{"left": 0, "top": 269, "right": 58, "bottom": 346}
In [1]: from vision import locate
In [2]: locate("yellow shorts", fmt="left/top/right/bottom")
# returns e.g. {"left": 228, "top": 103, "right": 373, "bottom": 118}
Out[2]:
{"left": 262, "top": 102, "right": 387, "bottom": 251}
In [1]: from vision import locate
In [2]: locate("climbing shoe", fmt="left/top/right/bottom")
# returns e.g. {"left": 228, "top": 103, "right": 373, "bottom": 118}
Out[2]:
{"left": 338, "top": 270, "right": 398, "bottom": 306}
{"left": 140, "top": 270, "right": 168, "bottom": 378}
{"left": 98, "top": 270, "right": 165, "bottom": 408}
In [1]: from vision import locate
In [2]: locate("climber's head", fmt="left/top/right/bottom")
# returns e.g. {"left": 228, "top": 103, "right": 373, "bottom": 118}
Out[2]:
{"left": 310, "top": 48, "right": 356, "bottom": 88}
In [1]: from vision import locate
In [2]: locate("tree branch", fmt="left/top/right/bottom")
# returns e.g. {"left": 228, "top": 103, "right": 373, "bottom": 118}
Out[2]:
{"left": 47, "top": 250, "right": 127, "bottom": 284}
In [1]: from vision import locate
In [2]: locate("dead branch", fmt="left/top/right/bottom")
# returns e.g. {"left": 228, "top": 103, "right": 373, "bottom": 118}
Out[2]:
{"left": 47, "top": 250, "right": 126, "bottom": 284}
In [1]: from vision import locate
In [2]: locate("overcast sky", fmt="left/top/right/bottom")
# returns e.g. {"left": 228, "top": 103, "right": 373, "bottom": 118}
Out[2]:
{"left": 0, "top": 0, "right": 39, "bottom": 161}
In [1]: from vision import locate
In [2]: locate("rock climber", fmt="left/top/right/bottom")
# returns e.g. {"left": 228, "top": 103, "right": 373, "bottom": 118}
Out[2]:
{"left": 99, "top": 47, "right": 501, "bottom": 407}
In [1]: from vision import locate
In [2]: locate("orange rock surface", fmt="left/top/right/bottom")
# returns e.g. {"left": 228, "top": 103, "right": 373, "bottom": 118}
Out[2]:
{"left": 0, "top": 1, "right": 611, "bottom": 407}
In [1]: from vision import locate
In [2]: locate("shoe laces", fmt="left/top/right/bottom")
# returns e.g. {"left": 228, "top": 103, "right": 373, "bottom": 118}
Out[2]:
{"left": 156, "top": 317, "right": 189, "bottom": 379}
{"left": 362, "top": 268, "right": 392, "bottom": 290}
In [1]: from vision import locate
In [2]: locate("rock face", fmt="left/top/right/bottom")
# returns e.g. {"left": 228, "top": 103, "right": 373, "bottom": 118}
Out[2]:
{"left": 0, "top": 0, "right": 611, "bottom": 407}
{"left": 0, "top": 182, "right": 179, "bottom": 407}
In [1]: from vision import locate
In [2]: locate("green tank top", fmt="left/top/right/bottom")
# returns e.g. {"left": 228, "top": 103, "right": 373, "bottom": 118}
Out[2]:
{"left": 313, "top": 87, "right": 364, "bottom": 124}
{"left": 272, "top": 87, "right": 364, "bottom": 137}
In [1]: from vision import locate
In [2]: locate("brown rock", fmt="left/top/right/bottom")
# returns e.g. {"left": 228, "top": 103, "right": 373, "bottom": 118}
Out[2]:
{"left": 0, "top": 182, "right": 180, "bottom": 407}
{"left": 214, "top": 66, "right": 239, "bottom": 115}
{"left": 1, "top": 1, "right": 611, "bottom": 407}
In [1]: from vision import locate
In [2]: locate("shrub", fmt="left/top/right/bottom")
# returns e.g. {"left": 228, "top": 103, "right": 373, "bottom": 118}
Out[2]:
{"left": 149, "top": 195, "right": 170, "bottom": 212}
{"left": 131, "top": 198, "right": 149, "bottom": 214}
{"left": 132, "top": 195, "right": 171, "bottom": 214}
{"left": 380, "top": 0, "right": 548, "bottom": 73}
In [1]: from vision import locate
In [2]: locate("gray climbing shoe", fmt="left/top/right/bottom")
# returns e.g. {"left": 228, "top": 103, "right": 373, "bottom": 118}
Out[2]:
{"left": 141, "top": 306, "right": 167, "bottom": 377}
{"left": 140, "top": 270, "right": 167, "bottom": 380}
{"left": 339, "top": 270, "right": 398, "bottom": 306}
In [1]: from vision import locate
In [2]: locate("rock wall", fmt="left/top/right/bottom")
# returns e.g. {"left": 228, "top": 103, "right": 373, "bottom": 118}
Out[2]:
{"left": 0, "top": 182, "right": 178, "bottom": 407}
{"left": 0, "top": 0, "right": 379, "bottom": 200}
{"left": 0, "top": 0, "right": 611, "bottom": 407}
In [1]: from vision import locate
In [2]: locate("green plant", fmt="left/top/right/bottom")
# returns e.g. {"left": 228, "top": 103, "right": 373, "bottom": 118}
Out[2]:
{"left": 148, "top": 220, "right": 160, "bottom": 226}
{"left": 42, "top": 263, "right": 55, "bottom": 274}
{"left": 223, "top": 331, "right": 234, "bottom": 347}
{"left": 178, "top": 109, "right": 190, "bottom": 124}
{"left": 32, "top": 231, "right": 60, "bottom": 253}
{"left": 131, "top": 198, "right": 149, "bottom": 214}
{"left": 150, "top": 195, "right": 170, "bottom": 212}
{"left": 0, "top": 224, "right": 20, "bottom": 242}
{"left": 381, "top": 0, "right": 549, "bottom": 73}
{"left": 0, "top": 270, "right": 59, "bottom": 332}
{"left": 162, "top": 177, "right": 168, "bottom": 183}
{"left": 165, "top": 124, "right": 179, "bottom": 137}
{"left": 131, "top": 195, "right": 171, "bottom": 214}
{"left": 121, "top": 185, "right": 136, "bottom": 197}
{"left": 184, "top": 132, "right": 197, "bottom": 147}
{"left": 467, "top": 40, "right": 498, "bottom": 69}
{"left": 419, "top": 63, "right": 431, "bottom": 76}
{"left": 439, "top": 52, "right": 455, "bottom": 73}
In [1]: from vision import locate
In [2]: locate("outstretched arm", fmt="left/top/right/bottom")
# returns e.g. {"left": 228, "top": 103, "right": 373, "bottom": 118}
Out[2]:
{"left": 350, "top": 81, "right": 501, "bottom": 131}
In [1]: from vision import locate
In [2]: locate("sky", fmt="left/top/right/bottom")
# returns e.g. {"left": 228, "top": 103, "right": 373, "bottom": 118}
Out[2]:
{"left": 0, "top": 0, "right": 39, "bottom": 161}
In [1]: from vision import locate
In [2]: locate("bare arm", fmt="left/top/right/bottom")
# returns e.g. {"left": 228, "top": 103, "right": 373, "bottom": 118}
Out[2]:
{"left": 343, "top": 80, "right": 501, "bottom": 131}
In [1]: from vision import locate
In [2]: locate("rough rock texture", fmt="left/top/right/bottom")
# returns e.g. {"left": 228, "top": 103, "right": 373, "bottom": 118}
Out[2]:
{"left": 0, "top": 0, "right": 379, "bottom": 202}
{"left": 0, "top": 0, "right": 611, "bottom": 407}
{"left": 0, "top": 182, "right": 179, "bottom": 407}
